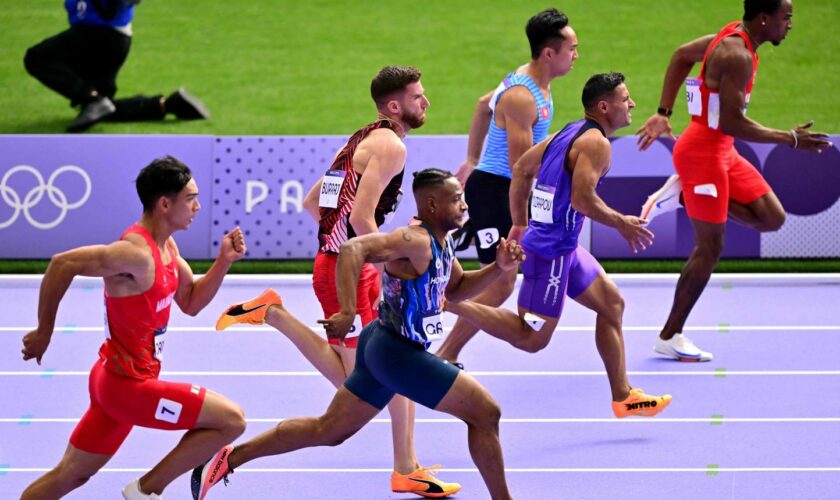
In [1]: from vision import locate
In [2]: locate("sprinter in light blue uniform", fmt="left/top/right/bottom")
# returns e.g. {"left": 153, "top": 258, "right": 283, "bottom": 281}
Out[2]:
{"left": 447, "top": 74, "right": 673, "bottom": 419}
{"left": 437, "top": 9, "right": 579, "bottom": 368}
{"left": 478, "top": 73, "right": 554, "bottom": 179}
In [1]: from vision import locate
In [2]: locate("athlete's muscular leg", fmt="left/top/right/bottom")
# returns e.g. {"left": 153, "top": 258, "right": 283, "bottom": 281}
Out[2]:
{"left": 434, "top": 372, "right": 512, "bottom": 500}
{"left": 265, "top": 303, "right": 347, "bottom": 387}
{"left": 435, "top": 264, "right": 517, "bottom": 362}
{"left": 727, "top": 192, "right": 785, "bottom": 232}
{"left": 225, "top": 387, "right": 380, "bottom": 470}
{"left": 660, "top": 219, "right": 726, "bottom": 341}
{"left": 335, "top": 345, "right": 418, "bottom": 474}
{"left": 139, "top": 390, "right": 246, "bottom": 494}
{"left": 444, "top": 299, "right": 559, "bottom": 353}
{"left": 572, "top": 273, "right": 632, "bottom": 402}
{"left": 20, "top": 444, "right": 112, "bottom": 499}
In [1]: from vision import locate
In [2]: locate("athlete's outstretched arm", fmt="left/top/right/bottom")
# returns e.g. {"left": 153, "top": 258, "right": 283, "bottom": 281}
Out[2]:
{"left": 716, "top": 46, "right": 831, "bottom": 152}
{"left": 21, "top": 240, "right": 150, "bottom": 364}
{"left": 636, "top": 34, "right": 715, "bottom": 150}
{"left": 509, "top": 136, "right": 552, "bottom": 242}
{"left": 445, "top": 238, "right": 524, "bottom": 303}
{"left": 454, "top": 91, "right": 493, "bottom": 186}
{"left": 173, "top": 227, "right": 246, "bottom": 316}
{"left": 570, "top": 134, "right": 653, "bottom": 254}
{"left": 320, "top": 226, "right": 430, "bottom": 341}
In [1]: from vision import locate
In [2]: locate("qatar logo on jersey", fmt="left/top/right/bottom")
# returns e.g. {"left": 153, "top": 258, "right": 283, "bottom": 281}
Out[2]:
{"left": 540, "top": 105, "right": 550, "bottom": 120}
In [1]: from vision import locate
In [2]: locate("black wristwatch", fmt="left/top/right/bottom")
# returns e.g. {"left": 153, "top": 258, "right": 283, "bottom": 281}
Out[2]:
{"left": 657, "top": 107, "right": 673, "bottom": 117}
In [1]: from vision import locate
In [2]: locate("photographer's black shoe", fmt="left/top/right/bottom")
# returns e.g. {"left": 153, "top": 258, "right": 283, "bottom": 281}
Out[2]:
{"left": 165, "top": 87, "right": 210, "bottom": 120}
{"left": 66, "top": 97, "right": 116, "bottom": 132}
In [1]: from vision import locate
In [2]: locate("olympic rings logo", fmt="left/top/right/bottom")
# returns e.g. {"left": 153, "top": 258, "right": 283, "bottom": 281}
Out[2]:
{"left": 0, "top": 165, "right": 92, "bottom": 230}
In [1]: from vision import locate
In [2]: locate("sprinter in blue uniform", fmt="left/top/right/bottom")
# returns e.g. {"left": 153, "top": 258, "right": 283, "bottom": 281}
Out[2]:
{"left": 193, "top": 169, "right": 524, "bottom": 500}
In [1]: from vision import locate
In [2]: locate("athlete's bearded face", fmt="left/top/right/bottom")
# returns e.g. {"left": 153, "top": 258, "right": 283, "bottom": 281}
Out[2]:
{"left": 398, "top": 81, "right": 430, "bottom": 129}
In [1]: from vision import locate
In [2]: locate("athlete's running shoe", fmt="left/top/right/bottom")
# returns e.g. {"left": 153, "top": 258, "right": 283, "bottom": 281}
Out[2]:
{"left": 654, "top": 333, "right": 713, "bottom": 362}
{"left": 391, "top": 465, "right": 462, "bottom": 498}
{"left": 640, "top": 174, "right": 682, "bottom": 225}
{"left": 215, "top": 288, "right": 281, "bottom": 330}
{"left": 612, "top": 388, "right": 672, "bottom": 418}
{"left": 122, "top": 478, "right": 162, "bottom": 499}
{"left": 191, "top": 444, "right": 234, "bottom": 500}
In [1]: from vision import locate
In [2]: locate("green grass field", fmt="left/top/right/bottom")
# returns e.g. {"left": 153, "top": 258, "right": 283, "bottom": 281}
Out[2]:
{"left": 1, "top": 1, "right": 838, "bottom": 273}
{"left": 1, "top": 1, "right": 838, "bottom": 135}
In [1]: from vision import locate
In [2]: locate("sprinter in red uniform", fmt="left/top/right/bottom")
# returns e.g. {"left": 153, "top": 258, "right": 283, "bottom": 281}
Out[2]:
{"left": 635, "top": 0, "right": 831, "bottom": 362}
{"left": 20, "top": 156, "right": 248, "bottom": 500}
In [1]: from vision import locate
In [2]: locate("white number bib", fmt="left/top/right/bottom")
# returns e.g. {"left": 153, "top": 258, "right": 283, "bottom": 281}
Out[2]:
{"left": 346, "top": 315, "right": 364, "bottom": 339}
{"left": 318, "top": 170, "right": 346, "bottom": 208}
{"left": 383, "top": 189, "right": 403, "bottom": 225}
{"left": 420, "top": 312, "right": 444, "bottom": 342}
{"left": 685, "top": 78, "right": 702, "bottom": 117}
{"left": 154, "top": 327, "right": 167, "bottom": 361}
{"left": 531, "top": 184, "right": 555, "bottom": 223}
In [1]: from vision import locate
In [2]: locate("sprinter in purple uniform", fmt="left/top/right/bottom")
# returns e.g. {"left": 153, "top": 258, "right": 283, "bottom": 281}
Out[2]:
{"left": 446, "top": 73, "right": 672, "bottom": 418}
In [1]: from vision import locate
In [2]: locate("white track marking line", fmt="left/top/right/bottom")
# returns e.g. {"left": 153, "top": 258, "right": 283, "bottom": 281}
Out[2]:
{"left": 2, "top": 325, "right": 839, "bottom": 333}
{"left": 4, "top": 417, "right": 840, "bottom": 424}
{"left": 4, "top": 370, "right": 840, "bottom": 376}
{"left": 2, "top": 467, "right": 839, "bottom": 473}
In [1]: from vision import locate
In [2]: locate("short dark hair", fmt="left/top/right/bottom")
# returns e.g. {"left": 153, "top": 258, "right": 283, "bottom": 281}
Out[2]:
{"left": 744, "top": 0, "right": 783, "bottom": 20}
{"left": 370, "top": 66, "right": 422, "bottom": 107}
{"left": 581, "top": 72, "right": 626, "bottom": 111}
{"left": 526, "top": 8, "right": 570, "bottom": 59}
{"left": 135, "top": 156, "right": 192, "bottom": 212}
{"left": 412, "top": 168, "right": 453, "bottom": 194}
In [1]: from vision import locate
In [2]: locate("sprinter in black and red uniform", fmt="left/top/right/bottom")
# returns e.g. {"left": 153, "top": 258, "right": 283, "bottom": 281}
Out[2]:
{"left": 20, "top": 156, "right": 248, "bottom": 500}
{"left": 215, "top": 67, "right": 461, "bottom": 498}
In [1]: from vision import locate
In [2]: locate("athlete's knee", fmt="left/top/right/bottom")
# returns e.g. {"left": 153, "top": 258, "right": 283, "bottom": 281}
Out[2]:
{"left": 513, "top": 332, "right": 550, "bottom": 353}
{"left": 695, "top": 233, "right": 725, "bottom": 260}
{"left": 602, "top": 290, "right": 625, "bottom": 324}
{"left": 469, "top": 396, "right": 501, "bottom": 430}
{"left": 55, "top": 462, "right": 97, "bottom": 491}
{"left": 217, "top": 401, "right": 246, "bottom": 439}
{"left": 315, "top": 416, "right": 357, "bottom": 447}
{"left": 756, "top": 211, "right": 785, "bottom": 232}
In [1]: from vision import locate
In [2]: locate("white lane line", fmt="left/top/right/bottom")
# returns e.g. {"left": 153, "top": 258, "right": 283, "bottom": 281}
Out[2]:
{"left": 3, "top": 272, "right": 838, "bottom": 283}
{"left": 2, "top": 325, "right": 840, "bottom": 333}
{"left": 4, "top": 370, "right": 840, "bottom": 377}
{"left": 4, "top": 417, "right": 840, "bottom": 424}
{"left": 2, "top": 467, "right": 839, "bottom": 473}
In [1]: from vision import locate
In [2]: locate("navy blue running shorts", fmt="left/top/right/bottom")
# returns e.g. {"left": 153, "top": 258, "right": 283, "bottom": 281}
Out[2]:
{"left": 344, "top": 321, "right": 460, "bottom": 410}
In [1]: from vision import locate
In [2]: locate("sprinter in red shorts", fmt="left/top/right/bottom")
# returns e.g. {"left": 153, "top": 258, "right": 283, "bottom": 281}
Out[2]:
{"left": 216, "top": 66, "right": 459, "bottom": 498}
{"left": 20, "top": 156, "right": 248, "bottom": 500}
{"left": 635, "top": 0, "right": 831, "bottom": 362}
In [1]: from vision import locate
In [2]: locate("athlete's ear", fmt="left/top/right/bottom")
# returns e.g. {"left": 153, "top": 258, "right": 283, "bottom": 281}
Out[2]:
{"left": 598, "top": 99, "right": 608, "bottom": 115}
{"left": 385, "top": 98, "right": 401, "bottom": 116}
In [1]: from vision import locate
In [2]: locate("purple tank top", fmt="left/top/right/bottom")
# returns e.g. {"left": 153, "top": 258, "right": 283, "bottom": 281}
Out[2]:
{"left": 520, "top": 119, "right": 606, "bottom": 258}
